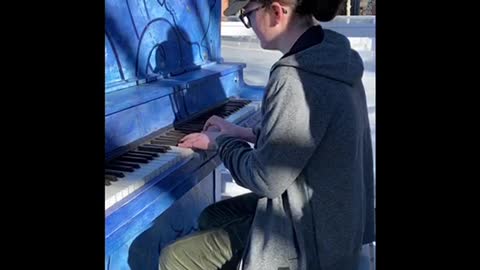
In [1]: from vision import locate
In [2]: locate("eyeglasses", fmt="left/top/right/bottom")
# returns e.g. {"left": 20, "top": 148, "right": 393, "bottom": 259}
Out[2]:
{"left": 239, "top": 5, "right": 265, "bottom": 28}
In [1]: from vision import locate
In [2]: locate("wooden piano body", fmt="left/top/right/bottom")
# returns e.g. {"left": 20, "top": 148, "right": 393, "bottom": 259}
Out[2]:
{"left": 105, "top": 1, "right": 263, "bottom": 269}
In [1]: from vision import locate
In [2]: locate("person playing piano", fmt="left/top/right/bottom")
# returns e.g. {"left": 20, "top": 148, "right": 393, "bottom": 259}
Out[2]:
{"left": 161, "top": 0, "right": 375, "bottom": 269}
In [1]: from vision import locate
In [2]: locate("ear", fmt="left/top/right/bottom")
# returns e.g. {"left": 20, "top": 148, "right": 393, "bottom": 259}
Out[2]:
{"left": 269, "top": 2, "right": 287, "bottom": 26}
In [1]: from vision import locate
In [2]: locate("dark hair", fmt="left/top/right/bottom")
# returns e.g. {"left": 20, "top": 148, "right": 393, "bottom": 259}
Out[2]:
{"left": 297, "top": 0, "right": 345, "bottom": 21}
{"left": 259, "top": 0, "right": 345, "bottom": 22}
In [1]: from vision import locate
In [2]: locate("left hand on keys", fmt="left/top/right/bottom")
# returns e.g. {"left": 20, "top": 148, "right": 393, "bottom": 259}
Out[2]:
{"left": 178, "top": 131, "right": 221, "bottom": 150}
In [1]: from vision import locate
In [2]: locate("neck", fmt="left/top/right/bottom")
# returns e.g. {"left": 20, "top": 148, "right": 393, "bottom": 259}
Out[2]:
{"left": 277, "top": 17, "right": 314, "bottom": 54}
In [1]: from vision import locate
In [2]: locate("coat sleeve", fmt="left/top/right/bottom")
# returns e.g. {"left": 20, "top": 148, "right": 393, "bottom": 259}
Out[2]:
{"left": 216, "top": 72, "right": 338, "bottom": 198}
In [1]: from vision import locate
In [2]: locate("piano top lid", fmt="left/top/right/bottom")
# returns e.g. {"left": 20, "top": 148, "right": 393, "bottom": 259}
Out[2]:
{"left": 105, "top": 0, "right": 222, "bottom": 93}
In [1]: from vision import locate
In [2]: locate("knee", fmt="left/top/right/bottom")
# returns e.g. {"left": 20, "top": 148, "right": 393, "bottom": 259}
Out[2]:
{"left": 158, "top": 242, "right": 180, "bottom": 270}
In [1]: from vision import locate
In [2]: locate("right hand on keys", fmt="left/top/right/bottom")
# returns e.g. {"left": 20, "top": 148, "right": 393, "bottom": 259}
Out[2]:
{"left": 178, "top": 131, "right": 219, "bottom": 151}
{"left": 203, "top": 115, "right": 242, "bottom": 137}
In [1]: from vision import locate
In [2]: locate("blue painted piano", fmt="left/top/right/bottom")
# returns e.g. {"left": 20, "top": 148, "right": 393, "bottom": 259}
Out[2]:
{"left": 105, "top": 1, "right": 264, "bottom": 269}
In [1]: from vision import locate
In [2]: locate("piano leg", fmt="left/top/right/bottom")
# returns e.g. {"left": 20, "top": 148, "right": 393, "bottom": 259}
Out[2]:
{"left": 106, "top": 171, "right": 219, "bottom": 270}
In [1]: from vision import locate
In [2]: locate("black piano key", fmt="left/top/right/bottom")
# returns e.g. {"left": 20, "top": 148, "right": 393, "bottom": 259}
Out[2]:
{"left": 129, "top": 150, "right": 159, "bottom": 157}
{"left": 110, "top": 161, "right": 141, "bottom": 169}
{"left": 105, "top": 170, "right": 125, "bottom": 178}
{"left": 229, "top": 100, "right": 249, "bottom": 105}
{"left": 150, "top": 139, "right": 178, "bottom": 146}
{"left": 137, "top": 147, "right": 167, "bottom": 154}
{"left": 162, "top": 136, "right": 185, "bottom": 142}
{"left": 183, "top": 125, "right": 204, "bottom": 131}
{"left": 162, "top": 136, "right": 183, "bottom": 142}
{"left": 144, "top": 139, "right": 173, "bottom": 148}
{"left": 105, "top": 165, "right": 135, "bottom": 172}
{"left": 154, "top": 135, "right": 179, "bottom": 141}
{"left": 187, "top": 121, "right": 205, "bottom": 125}
{"left": 174, "top": 127, "right": 201, "bottom": 133}
{"left": 174, "top": 125, "right": 203, "bottom": 130}
{"left": 144, "top": 143, "right": 172, "bottom": 150}
{"left": 166, "top": 131, "right": 188, "bottom": 136}
{"left": 105, "top": 174, "right": 119, "bottom": 182}
{"left": 164, "top": 133, "right": 185, "bottom": 140}
{"left": 178, "top": 122, "right": 204, "bottom": 126}
{"left": 157, "top": 144, "right": 171, "bottom": 150}
{"left": 155, "top": 137, "right": 181, "bottom": 142}
{"left": 190, "top": 121, "right": 207, "bottom": 126}
{"left": 117, "top": 156, "right": 149, "bottom": 164}
{"left": 138, "top": 145, "right": 168, "bottom": 152}
{"left": 124, "top": 153, "right": 154, "bottom": 160}
{"left": 183, "top": 123, "right": 204, "bottom": 128}
{"left": 152, "top": 141, "right": 177, "bottom": 146}
{"left": 166, "top": 130, "right": 189, "bottom": 136}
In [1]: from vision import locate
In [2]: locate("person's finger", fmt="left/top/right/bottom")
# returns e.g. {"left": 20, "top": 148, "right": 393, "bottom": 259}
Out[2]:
{"left": 177, "top": 142, "right": 189, "bottom": 148}
{"left": 203, "top": 115, "right": 223, "bottom": 131}
{"left": 179, "top": 135, "right": 203, "bottom": 148}
{"left": 178, "top": 138, "right": 195, "bottom": 148}
{"left": 179, "top": 133, "right": 200, "bottom": 143}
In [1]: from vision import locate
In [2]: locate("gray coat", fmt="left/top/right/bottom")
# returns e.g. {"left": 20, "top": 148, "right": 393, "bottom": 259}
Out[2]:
{"left": 216, "top": 29, "right": 375, "bottom": 270}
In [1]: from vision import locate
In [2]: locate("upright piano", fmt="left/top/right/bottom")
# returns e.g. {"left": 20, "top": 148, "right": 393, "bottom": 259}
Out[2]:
{"left": 105, "top": 0, "right": 264, "bottom": 269}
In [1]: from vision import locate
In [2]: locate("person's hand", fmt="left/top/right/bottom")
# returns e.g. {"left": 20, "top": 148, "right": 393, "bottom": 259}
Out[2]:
{"left": 177, "top": 131, "right": 221, "bottom": 150}
{"left": 203, "top": 115, "right": 241, "bottom": 137}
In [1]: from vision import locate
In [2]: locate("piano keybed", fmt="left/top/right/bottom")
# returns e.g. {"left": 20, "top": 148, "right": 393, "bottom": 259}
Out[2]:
{"left": 105, "top": 99, "right": 257, "bottom": 210}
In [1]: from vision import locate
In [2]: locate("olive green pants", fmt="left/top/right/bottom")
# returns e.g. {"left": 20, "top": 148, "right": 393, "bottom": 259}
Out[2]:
{"left": 159, "top": 193, "right": 260, "bottom": 270}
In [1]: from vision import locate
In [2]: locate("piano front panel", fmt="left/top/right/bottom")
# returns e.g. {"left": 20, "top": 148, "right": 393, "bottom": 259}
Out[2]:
{"left": 105, "top": 0, "right": 221, "bottom": 93}
{"left": 105, "top": 93, "right": 176, "bottom": 155}
{"left": 183, "top": 76, "right": 229, "bottom": 116}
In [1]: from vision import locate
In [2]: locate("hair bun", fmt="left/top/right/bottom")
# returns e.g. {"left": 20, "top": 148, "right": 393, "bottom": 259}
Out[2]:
{"left": 295, "top": 0, "right": 345, "bottom": 22}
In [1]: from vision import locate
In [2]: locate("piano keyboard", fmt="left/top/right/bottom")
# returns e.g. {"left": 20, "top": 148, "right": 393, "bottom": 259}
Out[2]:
{"left": 105, "top": 99, "right": 260, "bottom": 210}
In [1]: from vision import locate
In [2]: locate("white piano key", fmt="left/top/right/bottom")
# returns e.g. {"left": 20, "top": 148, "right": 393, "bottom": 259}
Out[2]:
{"left": 105, "top": 150, "right": 193, "bottom": 210}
